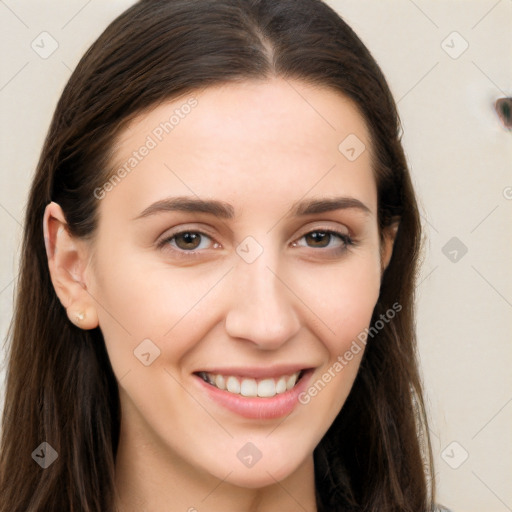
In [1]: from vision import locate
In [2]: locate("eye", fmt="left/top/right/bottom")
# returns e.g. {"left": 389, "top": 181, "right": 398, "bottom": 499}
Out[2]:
{"left": 292, "top": 229, "right": 353, "bottom": 251}
{"left": 161, "top": 231, "right": 219, "bottom": 252}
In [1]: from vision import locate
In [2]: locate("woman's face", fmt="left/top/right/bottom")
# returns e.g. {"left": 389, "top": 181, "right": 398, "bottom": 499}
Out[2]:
{"left": 85, "top": 78, "right": 392, "bottom": 488}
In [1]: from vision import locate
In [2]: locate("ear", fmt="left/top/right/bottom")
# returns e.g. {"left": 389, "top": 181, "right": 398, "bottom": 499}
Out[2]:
{"left": 43, "top": 202, "right": 99, "bottom": 330}
{"left": 380, "top": 219, "right": 400, "bottom": 276}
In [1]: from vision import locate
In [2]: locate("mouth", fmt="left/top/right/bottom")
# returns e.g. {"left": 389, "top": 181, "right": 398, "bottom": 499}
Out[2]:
{"left": 194, "top": 369, "right": 306, "bottom": 398}
{"left": 192, "top": 365, "right": 315, "bottom": 419}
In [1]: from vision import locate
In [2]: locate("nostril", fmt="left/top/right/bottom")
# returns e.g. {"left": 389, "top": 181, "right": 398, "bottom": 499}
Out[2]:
{"left": 495, "top": 98, "right": 512, "bottom": 129}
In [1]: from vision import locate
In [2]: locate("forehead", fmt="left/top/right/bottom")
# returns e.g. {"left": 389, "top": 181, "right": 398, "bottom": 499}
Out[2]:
{"left": 104, "top": 78, "right": 376, "bottom": 218}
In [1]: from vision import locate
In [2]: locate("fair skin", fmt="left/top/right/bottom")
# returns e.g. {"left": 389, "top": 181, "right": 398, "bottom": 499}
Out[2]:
{"left": 44, "top": 78, "right": 397, "bottom": 512}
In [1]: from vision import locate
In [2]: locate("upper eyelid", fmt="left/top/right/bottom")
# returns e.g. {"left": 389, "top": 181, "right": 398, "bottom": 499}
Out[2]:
{"left": 296, "top": 222, "right": 350, "bottom": 235}
{"left": 160, "top": 219, "right": 352, "bottom": 238}
{"left": 291, "top": 222, "right": 353, "bottom": 245}
{"left": 155, "top": 213, "right": 353, "bottom": 238}
{"left": 157, "top": 224, "right": 217, "bottom": 243}
{"left": 162, "top": 225, "right": 350, "bottom": 239}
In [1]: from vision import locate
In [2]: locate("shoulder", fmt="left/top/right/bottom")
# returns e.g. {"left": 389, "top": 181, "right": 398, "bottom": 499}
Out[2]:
{"left": 434, "top": 505, "right": 453, "bottom": 512}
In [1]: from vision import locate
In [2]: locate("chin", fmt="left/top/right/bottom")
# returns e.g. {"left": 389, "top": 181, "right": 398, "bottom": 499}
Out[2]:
{"left": 223, "top": 465, "right": 295, "bottom": 489}
{"left": 209, "top": 449, "right": 310, "bottom": 489}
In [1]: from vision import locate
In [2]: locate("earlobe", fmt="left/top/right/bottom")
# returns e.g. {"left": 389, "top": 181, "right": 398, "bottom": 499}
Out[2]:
{"left": 43, "top": 202, "right": 99, "bottom": 330}
{"left": 67, "top": 307, "right": 99, "bottom": 330}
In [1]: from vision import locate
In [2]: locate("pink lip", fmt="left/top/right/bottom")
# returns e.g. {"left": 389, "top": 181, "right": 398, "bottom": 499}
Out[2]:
{"left": 194, "top": 364, "right": 310, "bottom": 379}
{"left": 193, "top": 368, "right": 314, "bottom": 420}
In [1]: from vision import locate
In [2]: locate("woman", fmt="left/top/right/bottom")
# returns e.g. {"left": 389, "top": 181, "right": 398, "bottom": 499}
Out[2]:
{"left": 0, "top": 0, "right": 447, "bottom": 510}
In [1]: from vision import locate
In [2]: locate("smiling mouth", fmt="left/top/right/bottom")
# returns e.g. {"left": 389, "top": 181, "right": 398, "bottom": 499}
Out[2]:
{"left": 195, "top": 370, "right": 306, "bottom": 398}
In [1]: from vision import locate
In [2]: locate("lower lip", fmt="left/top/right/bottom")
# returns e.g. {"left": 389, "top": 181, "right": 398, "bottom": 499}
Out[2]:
{"left": 193, "top": 370, "right": 313, "bottom": 420}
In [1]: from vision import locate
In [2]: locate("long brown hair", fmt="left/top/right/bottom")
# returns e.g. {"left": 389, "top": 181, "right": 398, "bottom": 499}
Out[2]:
{"left": 0, "top": 0, "right": 434, "bottom": 510}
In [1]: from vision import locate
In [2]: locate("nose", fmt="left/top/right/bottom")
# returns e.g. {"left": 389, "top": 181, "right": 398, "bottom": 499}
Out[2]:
{"left": 224, "top": 253, "right": 301, "bottom": 350}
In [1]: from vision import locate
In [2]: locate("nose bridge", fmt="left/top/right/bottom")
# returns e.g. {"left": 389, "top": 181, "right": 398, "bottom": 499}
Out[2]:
{"left": 241, "top": 256, "right": 280, "bottom": 309}
{"left": 224, "top": 248, "right": 300, "bottom": 348}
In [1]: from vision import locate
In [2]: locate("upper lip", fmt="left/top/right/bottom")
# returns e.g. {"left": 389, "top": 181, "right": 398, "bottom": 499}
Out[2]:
{"left": 194, "top": 365, "right": 313, "bottom": 379}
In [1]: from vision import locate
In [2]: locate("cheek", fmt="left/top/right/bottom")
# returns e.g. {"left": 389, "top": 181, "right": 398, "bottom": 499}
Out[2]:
{"left": 88, "top": 249, "right": 230, "bottom": 374}
{"left": 295, "top": 251, "right": 381, "bottom": 353}
{"left": 292, "top": 253, "right": 381, "bottom": 416}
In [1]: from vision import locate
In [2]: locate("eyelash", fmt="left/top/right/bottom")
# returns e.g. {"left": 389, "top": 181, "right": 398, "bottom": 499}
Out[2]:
{"left": 292, "top": 230, "right": 354, "bottom": 252}
{"left": 158, "top": 228, "right": 355, "bottom": 258}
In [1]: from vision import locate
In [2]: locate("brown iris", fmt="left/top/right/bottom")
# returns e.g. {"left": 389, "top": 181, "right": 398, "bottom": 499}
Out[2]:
{"left": 174, "top": 232, "right": 202, "bottom": 250}
{"left": 304, "top": 231, "right": 332, "bottom": 248}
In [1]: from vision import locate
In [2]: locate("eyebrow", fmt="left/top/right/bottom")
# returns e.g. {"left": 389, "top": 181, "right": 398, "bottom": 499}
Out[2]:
{"left": 135, "top": 196, "right": 235, "bottom": 220}
{"left": 134, "top": 195, "right": 372, "bottom": 220}
{"left": 291, "top": 197, "right": 372, "bottom": 217}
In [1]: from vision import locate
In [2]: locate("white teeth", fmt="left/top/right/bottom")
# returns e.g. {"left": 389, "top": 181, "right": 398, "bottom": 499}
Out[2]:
{"left": 257, "top": 378, "right": 276, "bottom": 397}
{"left": 199, "top": 371, "right": 302, "bottom": 398}
{"left": 226, "top": 376, "right": 241, "bottom": 394}
{"left": 286, "top": 374, "right": 298, "bottom": 390}
{"left": 275, "top": 376, "right": 287, "bottom": 394}
{"left": 240, "top": 379, "right": 258, "bottom": 397}
{"left": 215, "top": 374, "right": 226, "bottom": 390}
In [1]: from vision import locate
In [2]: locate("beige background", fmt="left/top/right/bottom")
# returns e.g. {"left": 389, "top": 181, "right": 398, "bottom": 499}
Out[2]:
{"left": 1, "top": 1, "right": 511, "bottom": 510}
